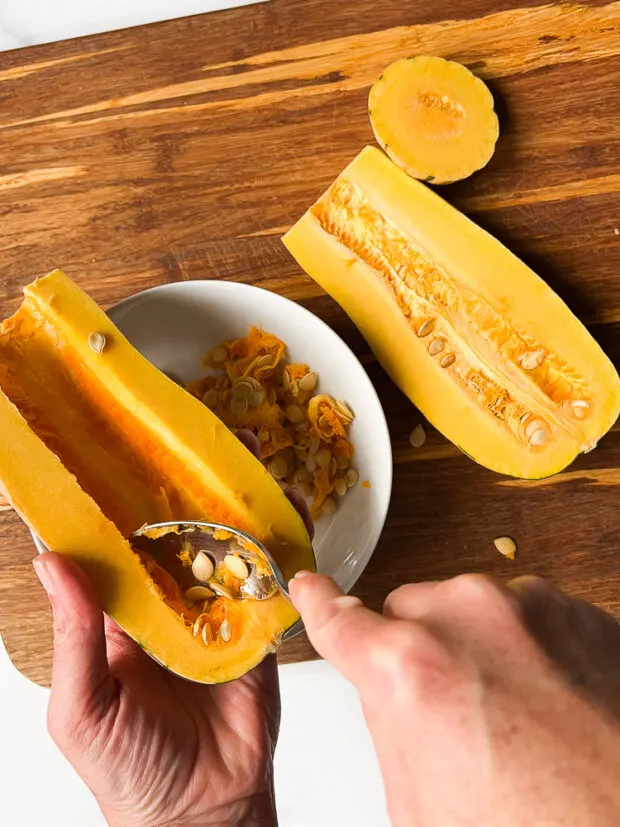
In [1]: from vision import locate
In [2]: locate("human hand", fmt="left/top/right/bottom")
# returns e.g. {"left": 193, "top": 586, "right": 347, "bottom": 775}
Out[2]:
{"left": 33, "top": 431, "right": 313, "bottom": 827}
{"left": 291, "top": 572, "right": 620, "bottom": 827}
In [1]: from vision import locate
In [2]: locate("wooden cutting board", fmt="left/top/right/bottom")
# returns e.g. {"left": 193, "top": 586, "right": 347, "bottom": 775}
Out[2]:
{"left": 1, "top": 0, "right": 620, "bottom": 687}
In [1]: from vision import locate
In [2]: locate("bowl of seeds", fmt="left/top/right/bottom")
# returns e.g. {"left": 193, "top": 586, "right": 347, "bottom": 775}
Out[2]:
{"left": 106, "top": 280, "right": 392, "bottom": 593}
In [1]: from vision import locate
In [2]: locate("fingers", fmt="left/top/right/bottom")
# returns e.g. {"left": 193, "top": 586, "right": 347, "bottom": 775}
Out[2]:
{"left": 236, "top": 428, "right": 261, "bottom": 459}
{"left": 383, "top": 582, "right": 441, "bottom": 620}
{"left": 33, "top": 553, "right": 115, "bottom": 739}
{"left": 289, "top": 572, "right": 388, "bottom": 684}
{"left": 285, "top": 487, "right": 315, "bottom": 539}
{"left": 236, "top": 428, "right": 315, "bottom": 540}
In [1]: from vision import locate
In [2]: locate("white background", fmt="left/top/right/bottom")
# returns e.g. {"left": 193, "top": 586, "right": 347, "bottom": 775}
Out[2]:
{"left": 0, "top": 2, "right": 390, "bottom": 825}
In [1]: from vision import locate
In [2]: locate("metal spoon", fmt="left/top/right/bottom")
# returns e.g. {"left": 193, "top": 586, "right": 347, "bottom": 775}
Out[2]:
{"left": 131, "top": 520, "right": 290, "bottom": 601}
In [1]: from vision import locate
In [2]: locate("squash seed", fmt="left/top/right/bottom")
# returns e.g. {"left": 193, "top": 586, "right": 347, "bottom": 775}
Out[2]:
{"left": 219, "top": 619, "right": 233, "bottom": 642}
{"left": 184, "top": 585, "right": 216, "bottom": 602}
{"left": 334, "top": 478, "right": 348, "bottom": 497}
{"left": 525, "top": 419, "right": 545, "bottom": 440}
{"left": 193, "top": 613, "right": 208, "bottom": 637}
{"left": 564, "top": 399, "right": 589, "bottom": 419}
{"left": 316, "top": 446, "right": 332, "bottom": 470}
{"left": 299, "top": 371, "right": 318, "bottom": 392}
{"left": 440, "top": 352, "right": 456, "bottom": 369}
{"left": 224, "top": 554, "right": 250, "bottom": 580}
{"left": 282, "top": 369, "right": 291, "bottom": 390}
{"left": 336, "top": 455, "right": 351, "bottom": 470}
{"left": 209, "top": 581, "right": 235, "bottom": 600}
{"left": 309, "top": 435, "right": 321, "bottom": 456}
{"left": 416, "top": 318, "right": 436, "bottom": 337}
{"left": 202, "top": 389, "right": 219, "bottom": 408}
{"left": 322, "top": 496, "right": 337, "bottom": 515}
{"left": 429, "top": 338, "right": 445, "bottom": 356}
{"left": 289, "top": 379, "right": 300, "bottom": 396}
{"left": 521, "top": 350, "right": 545, "bottom": 371}
{"left": 232, "top": 380, "right": 254, "bottom": 400}
{"left": 345, "top": 468, "right": 359, "bottom": 487}
{"left": 329, "top": 456, "right": 338, "bottom": 477}
{"left": 89, "top": 331, "right": 106, "bottom": 354}
{"left": 192, "top": 551, "right": 215, "bottom": 583}
{"left": 334, "top": 400, "right": 354, "bottom": 422}
{"left": 409, "top": 425, "right": 426, "bottom": 448}
{"left": 306, "top": 454, "right": 318, "bottom": 473}
{"left": 249, "top": 389, "right": 264, "bottom": 408}
{"left": 211, "top": 345, "right": 228, "bottom": 364}
{"left": 286, "top": 404, "right": 304, "bottom": 423}
{"left": 230, "top": 396, "right": 249, "bottom": 416}
{"left": 257, "top": 354, "right": 273, "bottom": 369}
{"left": 294, "top": 465, "right": 312, "bottom": 483}
{"left": 269, "top": 454, "right": 289, "bottom": 480}
{"left": 529, "top": 428, "right": 548, "bottom": 447}
{"left": 202, "top": 622, "right": 213, "bottom": 646}
{"left": 493, "top": 536, "right": 517, "bottom": 560}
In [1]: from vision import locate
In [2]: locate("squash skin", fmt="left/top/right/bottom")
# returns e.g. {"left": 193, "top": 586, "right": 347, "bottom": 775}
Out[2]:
{"left": 369, "top": 56, "right": 499, "bottom": 184}
{"left": 0, "top": 271, "right": 314, "bottom": 683}
{"left": 283, "top": 146, "right": 620, "bottom": 479}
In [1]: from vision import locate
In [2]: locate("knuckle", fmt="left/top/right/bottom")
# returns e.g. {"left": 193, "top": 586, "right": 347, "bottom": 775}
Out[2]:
{"left": 372, "top": 622, "right": 456, "bottom": 691}
{"left": 444, "top": 573, "right": 511, "bottom": 612}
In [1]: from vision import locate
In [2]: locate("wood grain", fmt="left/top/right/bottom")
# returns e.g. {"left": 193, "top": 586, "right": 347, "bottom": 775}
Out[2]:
{"left": 1, "top": 0, "right": 620, "bottom": 686}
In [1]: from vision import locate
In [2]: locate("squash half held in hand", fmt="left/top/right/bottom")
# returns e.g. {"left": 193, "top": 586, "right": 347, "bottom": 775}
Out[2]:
{"left": 0, "top": 271, "right": 314, "bottom": 683}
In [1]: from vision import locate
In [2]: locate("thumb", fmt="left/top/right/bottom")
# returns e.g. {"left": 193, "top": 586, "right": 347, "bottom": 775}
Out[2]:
{"left": 289, "top": 572, "right": 388, "bottom": 685}
{"left": 33, "top": 552, "right": 114, "bottom": 744}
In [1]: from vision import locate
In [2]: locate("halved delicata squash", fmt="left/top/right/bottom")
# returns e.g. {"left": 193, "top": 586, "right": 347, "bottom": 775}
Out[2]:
{"left": 283, "top": 146, "right": 620, "bottom": 479}
{"left": 369, "top": 56, "right": 499, "bottom": 184}
{"left": 0, "top": 270, "right": 314, "bottom": 683}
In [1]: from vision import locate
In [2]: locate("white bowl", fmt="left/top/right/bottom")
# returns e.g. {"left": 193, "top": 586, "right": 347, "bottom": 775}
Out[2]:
{"left": 103, "top": 280, "right": 392, "bottom": 593}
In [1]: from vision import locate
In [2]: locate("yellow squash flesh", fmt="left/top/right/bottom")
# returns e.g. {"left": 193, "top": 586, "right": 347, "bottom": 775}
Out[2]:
{"left": 369, "top": 56, "right": 499, "bottom": 184}
{"left": 283, "top": 146, "right": 620, "bottom": 479}
{"left": 0, "top": 270, "right": 314, "bottom": 683}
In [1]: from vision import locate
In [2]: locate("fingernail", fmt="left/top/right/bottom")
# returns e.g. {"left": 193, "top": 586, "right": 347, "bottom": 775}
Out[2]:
{"left": 33, "top": 557, "right": 55, "bottom": 596}
{"left": 293, "top": 570, "right": 314, "bottom": 580}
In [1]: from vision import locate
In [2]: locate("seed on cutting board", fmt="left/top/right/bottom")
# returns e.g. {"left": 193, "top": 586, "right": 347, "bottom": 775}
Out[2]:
{"left": 202, "top": 622, "right": 213, "bottom": 646}
{"left": 409, "top": 425, "right": 426, "bottom": 448}
{"left": 316, "top": 445, "right": 332, "bottom": 470}
{"left": 322, "top": 496, "right": 337, "bottom": 515}
{"left": 88, "top": 331, "right": 106, "bottom": 354}
{"left": 219, "top": 619, "right": 233, "bottom": 642}
{"left": 286, "top": 404, "right": 304, "bottom": 423}
{"left": 211, "top": 345, "right": 228, "bottom": 363}
{"left": 209, "top": 581, "right": 235, "bottom": 600}
{"left": 184, "top": 585, "right": 216, "bottom": 602}
{"left": 224, "top": 554, "right": 250, "bottom": 580}
{"left": 345, "top": 468, "right": 359, "bottom": 487}
{"left": 334, "top": 478, "right": 348, "bottom": 497}
{"left": 192, "top": 551, "right": 215, "bottom": 582}
{"left": 493, "top": 536, "right": 517, "bottom": 560}
{"left": 299, "top": 371, "right": 318, "bottom": 392}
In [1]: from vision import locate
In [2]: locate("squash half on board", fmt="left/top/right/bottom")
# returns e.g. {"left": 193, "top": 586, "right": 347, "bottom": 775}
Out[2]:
{"left": 283, "top": 146, "right": 620, "bottom": 478}
{"left": 0, "top": 271, "right": 314, "bottom": 683}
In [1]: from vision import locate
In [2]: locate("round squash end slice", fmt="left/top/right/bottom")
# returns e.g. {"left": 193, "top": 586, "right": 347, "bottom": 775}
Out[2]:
{"left": 369, "top": 56, "right": 499, "bottom": 184}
